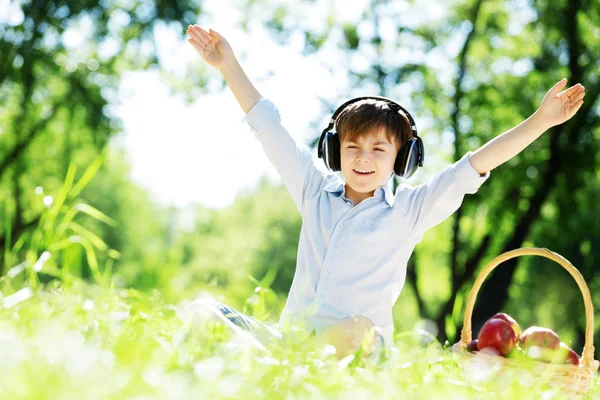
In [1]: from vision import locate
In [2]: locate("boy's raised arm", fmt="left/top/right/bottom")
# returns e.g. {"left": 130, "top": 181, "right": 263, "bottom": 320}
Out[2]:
{"left": 468, "top": 78, "right": 586, "bottom": 175}
{"left": 187, "top": 25, "right": 262, "bottom": 114}
{"left": 186, "top": 25, "right": 328, "bottom": 215}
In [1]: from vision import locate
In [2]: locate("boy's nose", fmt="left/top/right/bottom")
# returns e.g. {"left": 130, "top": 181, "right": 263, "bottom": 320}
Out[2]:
{"left": 356, "top": 150, "right": 372, "bottom": 161}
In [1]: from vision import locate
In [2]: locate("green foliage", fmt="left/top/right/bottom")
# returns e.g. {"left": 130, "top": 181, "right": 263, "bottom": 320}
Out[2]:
{"left": 2, "top": 155, "right": 119, "bottom": 291}
{"left": 77, "top": 148, "right": 172, "bottom": 294}
{"left": 0, "top": 0, "right": 202, "bottom": 285}
{"left": 342, "top": 24, "right": 359, "bottom": 50}
{"left": 0, "top": 278, "right": 598, "bottom": 399}
{"left": 156, "top": 176, "right": 301, "bottom": 314}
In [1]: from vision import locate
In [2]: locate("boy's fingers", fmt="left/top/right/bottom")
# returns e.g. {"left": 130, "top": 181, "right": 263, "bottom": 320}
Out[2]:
{"left": 186, "top": 26, "right": 200, "bottom": 41}
{"left": 549, "top": 78, "right": 568, "bottom": 96}
{"left": 572, "top": 91, "right": 585, "bottom": 103}
{"left": 196, "top": 25, "right": 216, "bottom": 45}
{"left": 187, "top": 38, "right": 206, "bottom": 54}
{"left": 187, "top": 36, "right": 204, "bottom": 49}
{"left": 188, "top": 26, "right": 209, "bottom": 46}
{"left": 561, "top": 84, "right": 584, "bottom": 97}
{"left": 554, "top": 77, "right": 567, "bottom": 87}
{"left": 562, "top": 87, "right": 585, "bottom": 104}
{"left": 208, "top": 28, "right": 223, "bottom": 43}
{"left": 569, "top": 100, "right": 584, "bottom": 117}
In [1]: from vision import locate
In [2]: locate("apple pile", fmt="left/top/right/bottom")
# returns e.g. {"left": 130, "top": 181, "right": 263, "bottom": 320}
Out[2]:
{"left": 465, "top": 313, "right": 580, "bottom": 366}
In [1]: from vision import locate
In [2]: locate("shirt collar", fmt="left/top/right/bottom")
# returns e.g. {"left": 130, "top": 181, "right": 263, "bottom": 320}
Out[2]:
{"left": 324, "top": 177, "right": 394, "bottom": 208}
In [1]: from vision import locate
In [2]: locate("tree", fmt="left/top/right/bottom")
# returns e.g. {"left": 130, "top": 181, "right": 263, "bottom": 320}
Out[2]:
{"left": 1, "top": 0, "right": 201, "bottom": 275}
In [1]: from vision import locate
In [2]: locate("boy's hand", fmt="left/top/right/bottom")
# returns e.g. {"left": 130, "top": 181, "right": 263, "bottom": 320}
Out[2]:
{"left": 537, "top": 78, "right": 586, "bottom": 128}
{"left": 186, "top": 25, "right": 235, "bottom": 70}
{"left": 469, "top": 78, "right": 586, "bottom": 175}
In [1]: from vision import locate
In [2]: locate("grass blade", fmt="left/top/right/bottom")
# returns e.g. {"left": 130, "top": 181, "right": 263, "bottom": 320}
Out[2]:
{"left": 75, "top": 204, "right": 117, "bottom": 227}
{"left": 70, "top": 153, "right": 105, "bottom": 200}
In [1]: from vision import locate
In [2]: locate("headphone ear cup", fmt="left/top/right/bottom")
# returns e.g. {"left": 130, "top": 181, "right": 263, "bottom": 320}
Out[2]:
{"left": 395, "top": 138, "right": 417, "bottom": 178}
{"left": 332, "top": 133, "right": 341, "bottom": 171}
{"left": 322, "top": 131, "right": 342, "bottom": 172}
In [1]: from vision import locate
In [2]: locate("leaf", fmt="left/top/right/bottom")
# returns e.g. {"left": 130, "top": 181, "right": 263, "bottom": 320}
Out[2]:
{"left": 69, "top": 153, "right": 105, "bottom": 200}
{"left": 103, "top": 257, "right": 115, "bottom": 282}
{"left": 79, "top": 239, "right": 102, "bottom": 285}
{"left": 107, "top": 249, "right": 121, "bottom": 259}
{"left": 74, "top": 203, "right": 117, "bottom": 226}
{"left": 38, "top": 164, "right": 77, "bottom": 247}
{"left": 11, "top": 233, "right": 30, "bottom": 255}
{"left": 47, "top": 236, "right": 84, "bottom": 252}
{"left": 49, "top": 164, "right": 77, "bottom": 223}
{"left": 54, "top": 206, "right": 79, "bottom": 240}
{"left": 68, "top": 221, "right": 108, "bottom": 251}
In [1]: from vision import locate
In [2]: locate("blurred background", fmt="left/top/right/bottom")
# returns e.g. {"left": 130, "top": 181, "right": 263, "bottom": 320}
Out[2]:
{"left": 1, "top": 0, "right": 599, "bottom": 349}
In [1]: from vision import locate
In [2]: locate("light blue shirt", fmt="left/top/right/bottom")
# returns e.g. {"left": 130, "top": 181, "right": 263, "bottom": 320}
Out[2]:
{"left": 246, "top": 98, "right": 490, "bottom": 345}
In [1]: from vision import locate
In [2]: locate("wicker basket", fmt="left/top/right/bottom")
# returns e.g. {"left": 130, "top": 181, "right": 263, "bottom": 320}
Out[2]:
{"left": 452, "top": 247, "right": 600, "bottom": 399}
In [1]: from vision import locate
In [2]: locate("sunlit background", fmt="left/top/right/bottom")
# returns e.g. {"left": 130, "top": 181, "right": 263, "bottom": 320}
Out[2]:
{"left": 115, "top": 0, "right": 539, "bottom": 209}
{"left": 115, "top": 0, "right": 455, "bottom": 209}
{"left": 1, "top": 0, "right": 598, "bottom": 355}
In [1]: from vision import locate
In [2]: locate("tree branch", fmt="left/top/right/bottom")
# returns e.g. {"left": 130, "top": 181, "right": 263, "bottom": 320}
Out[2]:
{"left": 13, "top": 162, "right": 23, "bottom": 233}
{"left": 406, "top": 254, "right": 429, "bottom": 319}
{"left": 436, "top": 0, "right": 484, "bottom": 343}
{"left": 450, "top": 0, "right": 484, "bottom": 290}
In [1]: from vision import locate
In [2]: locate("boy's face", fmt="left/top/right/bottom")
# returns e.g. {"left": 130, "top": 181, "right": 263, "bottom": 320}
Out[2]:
{"left": 339, "top": 126, "right": 400, "bottom": 204}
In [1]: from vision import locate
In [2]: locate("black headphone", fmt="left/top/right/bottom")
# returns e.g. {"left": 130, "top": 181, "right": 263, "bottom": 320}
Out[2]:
{"left": 317, "top": 96, "right": 424, "bottom": 179}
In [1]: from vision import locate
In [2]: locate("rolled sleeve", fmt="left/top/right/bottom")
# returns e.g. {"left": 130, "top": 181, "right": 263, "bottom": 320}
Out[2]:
{"left": 453, "top": 151, "right": 491, "bottom": 193}
{"left": 405, "top": 151, "right": 491, "bottom": 236}
{"left": 246, "top": 98, "right": 281, "bottom": 138}
{"left": 245, "top": 98, "right": 327, "bottom": 215}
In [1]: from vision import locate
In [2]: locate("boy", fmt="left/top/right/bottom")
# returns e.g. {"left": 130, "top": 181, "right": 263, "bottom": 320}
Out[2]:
{"left": 185, "top": 25, "right": 585, "bottom": 360}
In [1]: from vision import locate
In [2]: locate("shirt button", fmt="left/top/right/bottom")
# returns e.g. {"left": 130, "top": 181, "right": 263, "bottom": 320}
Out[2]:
{"left": 320, "top": 294, "right": 324, "bottom": 299}
{"left": 325, "top": 271, "right": 330, "bottom": 276}
{"left": 331, "top": 245, "right": 336, "bottom": 251}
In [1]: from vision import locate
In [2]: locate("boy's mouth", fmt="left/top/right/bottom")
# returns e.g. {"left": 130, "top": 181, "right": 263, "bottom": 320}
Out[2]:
{"left": 353, "top": 169, "right": 375, "bottom": 176}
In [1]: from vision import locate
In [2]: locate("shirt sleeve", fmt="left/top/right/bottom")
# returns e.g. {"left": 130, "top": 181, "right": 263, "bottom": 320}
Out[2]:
{"left": 403, "top": 151, "right": 490, "bottom": 237}
{"left": 246, "top": 98, "right": 327, "bottom": 215}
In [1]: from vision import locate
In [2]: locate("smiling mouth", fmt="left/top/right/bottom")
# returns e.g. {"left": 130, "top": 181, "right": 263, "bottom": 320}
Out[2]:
{"left": 353, "top": 169, "right": 375, "bottom": 176}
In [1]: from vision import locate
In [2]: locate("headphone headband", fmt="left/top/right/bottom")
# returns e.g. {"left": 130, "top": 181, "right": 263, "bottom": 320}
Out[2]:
{"left": 317, "top": 95, "right": 424, "bottom": 178}
{"left": 318, "top": 96, "right": 419, "bottom": 159}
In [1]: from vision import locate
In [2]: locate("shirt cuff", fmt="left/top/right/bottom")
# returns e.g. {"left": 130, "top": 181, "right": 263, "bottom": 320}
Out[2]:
{"left": 246, "top": 98, "right": 281, "bottom": 135}
{"left": 452, "top": 151, "right": 491, "bottom": 193}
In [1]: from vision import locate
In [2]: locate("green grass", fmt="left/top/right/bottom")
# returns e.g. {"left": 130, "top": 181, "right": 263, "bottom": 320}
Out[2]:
{"left": 0, "top": 278, "right": 599, "bottom": 399}
{"left": 3, "top": 160, "right": 599, "bottom": 399}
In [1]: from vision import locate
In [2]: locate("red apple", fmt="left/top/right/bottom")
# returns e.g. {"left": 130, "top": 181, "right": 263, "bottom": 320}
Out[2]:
{"left": 523, "top": 342, "right": 579, "bottom": 365}
{"left": 477, "top": 318, "right": 517, "bottom": 356}
{"left": 520, "top": 326, "right": 560, "bottom": 350}
{"left": 491, "top": 313, "right": 521, "bottom": 339}
{"left": 466, "top": 339, "right": 479, "bottom": 352}
{"left": 524, "top": 345, "right": 565, "bottom": 363}
{"left": 561, "top": 343, "right": 580, "bottom": 366}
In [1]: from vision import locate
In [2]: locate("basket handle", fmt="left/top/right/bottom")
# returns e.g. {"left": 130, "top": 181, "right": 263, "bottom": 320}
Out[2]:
{"left": 454, "top": 247, "right": 598, "bottom": 368}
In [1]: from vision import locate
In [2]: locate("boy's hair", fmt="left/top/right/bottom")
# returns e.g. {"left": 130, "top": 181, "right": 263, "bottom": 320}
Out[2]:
{"left": 335, "top": 99, "right": 413, "bottom": 152}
